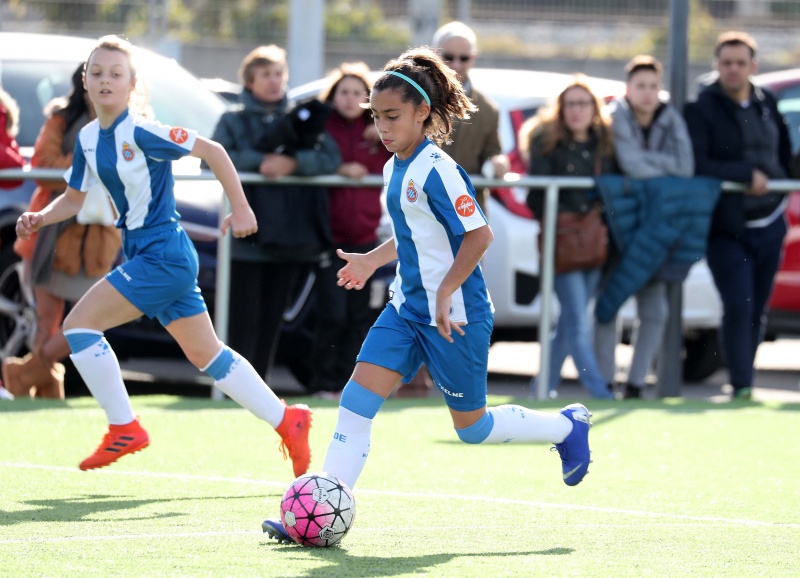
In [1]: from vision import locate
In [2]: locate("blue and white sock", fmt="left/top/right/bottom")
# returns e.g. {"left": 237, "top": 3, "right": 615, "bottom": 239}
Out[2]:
{"left": 65, "top": 329, "right": 135, "bottom": 426}
{"left": 322, "top": 380, "right": 385, "bottom": 489}
{"left": 456, "top": 405, "right": 572, "bottom": 445}
{"left": 201, "top": 346, "right": 286, "bottom": 429}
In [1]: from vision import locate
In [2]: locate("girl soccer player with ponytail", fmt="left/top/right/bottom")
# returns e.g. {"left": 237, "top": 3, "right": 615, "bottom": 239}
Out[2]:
{"left": 264, "top": 47, "right": 594, "bottom": 542}
{"left": 15, "top": 36, "right": 312, "bottom": 475}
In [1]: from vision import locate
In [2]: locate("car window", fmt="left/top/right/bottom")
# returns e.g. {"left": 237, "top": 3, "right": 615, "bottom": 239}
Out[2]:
{"left": 2, "top": 61, "right": 77, "bottom": 147}
{"left": 2, "top": 57, "right": 226, "bottom": 149}
{"left": 138, "top": 57, "right": 227, "bottom": 139}
{"left": 776, "top": 84, "right": 800, "bottom": 152}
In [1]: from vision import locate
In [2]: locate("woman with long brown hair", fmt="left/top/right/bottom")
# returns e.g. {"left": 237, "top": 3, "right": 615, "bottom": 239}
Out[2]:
{"left": 521, "top": 76, "right": 616, "bottom": 400}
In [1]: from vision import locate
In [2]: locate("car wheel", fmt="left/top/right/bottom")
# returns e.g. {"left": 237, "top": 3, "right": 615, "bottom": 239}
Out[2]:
{"left": 682, "top": 329, "right": 722, "bottom": 382}
{"left": 0, "top": 243, "right": 35, "bottom": 360}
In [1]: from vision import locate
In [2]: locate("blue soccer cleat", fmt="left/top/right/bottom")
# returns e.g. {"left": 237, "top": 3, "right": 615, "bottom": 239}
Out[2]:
{"left": 262, "top": 518, "right": 294, "bottom": 544}
{"left": 553, "top": 403, "right": 593, "bottom": 486}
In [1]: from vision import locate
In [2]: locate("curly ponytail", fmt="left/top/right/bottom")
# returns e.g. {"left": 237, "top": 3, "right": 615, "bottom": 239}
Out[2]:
{"left": 372, "top": 46, "right": 476, "bottom": 145}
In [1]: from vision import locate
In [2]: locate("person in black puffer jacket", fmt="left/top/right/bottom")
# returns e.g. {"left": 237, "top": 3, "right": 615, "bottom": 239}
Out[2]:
{"left": 684, "top": 31, "right": 792, "bottom": 401}
{"left": 208, "top": 45, "right": 341, "bottom": 382}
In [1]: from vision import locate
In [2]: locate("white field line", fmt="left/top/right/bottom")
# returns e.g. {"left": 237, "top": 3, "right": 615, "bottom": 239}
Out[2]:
{"left": 2, "top": 461, "right": 799, "bottom": 537}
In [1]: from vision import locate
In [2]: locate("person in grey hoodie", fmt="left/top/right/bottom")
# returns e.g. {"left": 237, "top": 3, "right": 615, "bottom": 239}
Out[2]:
{"left": 594, "top": 55, "right": 694, "bottom": 399}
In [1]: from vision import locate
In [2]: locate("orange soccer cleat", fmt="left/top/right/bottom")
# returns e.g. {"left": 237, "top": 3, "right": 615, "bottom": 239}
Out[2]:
{"left": 79, "top": 419, "right": 150, "bottom": 471}
{"left": 275, "top": 403, "right": 312, "bottom": 477}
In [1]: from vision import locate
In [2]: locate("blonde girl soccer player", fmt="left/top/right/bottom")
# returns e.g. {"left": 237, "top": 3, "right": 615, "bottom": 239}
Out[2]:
{"left": 264, "top": 47, "right": 594, "bottom": 542}
{"left": 15, "top": 36, "right": 312, "bottom": 475}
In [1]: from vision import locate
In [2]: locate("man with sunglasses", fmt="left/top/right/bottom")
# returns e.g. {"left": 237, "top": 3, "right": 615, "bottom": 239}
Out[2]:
{"left": 432, "top": 21, "right": 508, "bottom": 216}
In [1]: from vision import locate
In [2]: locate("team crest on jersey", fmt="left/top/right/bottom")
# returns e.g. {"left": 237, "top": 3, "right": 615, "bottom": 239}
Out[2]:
{"left": 170, "top": 127, "right": 189, "bottom": 144}
{"left": 406, "top": 180, "right": 418, "bottom": 202}
{"left": 121, "top": 142, "right": 135, "bottom": 161}
{"left": 455, "top": 194, "right": 476, "bottom": 217}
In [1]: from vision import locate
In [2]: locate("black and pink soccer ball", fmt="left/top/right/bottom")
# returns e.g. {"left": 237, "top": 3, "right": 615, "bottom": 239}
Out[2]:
{"left": 279, "top": 472, "right": 356, "bottom": 547}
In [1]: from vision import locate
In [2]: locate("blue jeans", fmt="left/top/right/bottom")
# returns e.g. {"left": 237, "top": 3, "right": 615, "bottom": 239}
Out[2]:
{"left": 706, "top": 216, "right": 787, "bottom": 391}
{"left": 536, "top": 267, "right": 613, "bottom": 399}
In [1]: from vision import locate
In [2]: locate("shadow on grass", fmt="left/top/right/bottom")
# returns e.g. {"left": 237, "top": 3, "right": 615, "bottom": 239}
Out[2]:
{"left": 0, "top": 493, "right": 256, "bottom": 526}
{"left": 261, "top": 546, "right": 574, "bottom": 577}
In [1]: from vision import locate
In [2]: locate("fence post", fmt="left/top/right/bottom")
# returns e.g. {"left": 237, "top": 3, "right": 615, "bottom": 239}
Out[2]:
{"left": 211, "top": 195, "right": 232, "bottom": 401}
{"left": 657, "top": 0, "right": 690, "bottom": 398}
{"left": 535, "top": 182, "right": 559, "bottom": 401}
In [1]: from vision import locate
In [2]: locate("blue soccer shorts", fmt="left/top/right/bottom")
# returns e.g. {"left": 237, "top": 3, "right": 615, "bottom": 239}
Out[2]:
{"left": 357, "top": 304, "right": 493, "bottom": 412}
{"left": 106, "top": 222, "right": 207, "bottom": 326}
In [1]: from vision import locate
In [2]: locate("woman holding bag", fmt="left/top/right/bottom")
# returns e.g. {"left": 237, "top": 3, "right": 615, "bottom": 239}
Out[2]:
{"left": 3, "top": 65, "right": 121, "bottom": 399}
{"left": 521, "top": 77, "right": 616, "bottom": 400}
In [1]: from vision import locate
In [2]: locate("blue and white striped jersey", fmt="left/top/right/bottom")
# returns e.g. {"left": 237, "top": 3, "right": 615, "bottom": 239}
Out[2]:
{"left": 65, "top": 109, "right": 197, "bottom": 230}
{"left": 384, "top": 138, "right": 493, "bottom": 326}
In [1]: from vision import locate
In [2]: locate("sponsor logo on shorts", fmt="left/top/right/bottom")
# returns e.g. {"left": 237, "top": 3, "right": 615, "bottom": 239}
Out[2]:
{"left": 116, "top": 265, "right": 132, "bottom": 282}
{"left": 440, "top": 385, "right": 464, "bottom": 398}
{"left": 170, "top": 127, "right": 189, "bottom": 144}
{"left": 455, "top": 194, "right": 475, "bottom": 217}
{"left": 406, "top": 180, "right": 418, "bottom": 202}
{"left": 121, "top": 142, "right": 135, "bottom": 161}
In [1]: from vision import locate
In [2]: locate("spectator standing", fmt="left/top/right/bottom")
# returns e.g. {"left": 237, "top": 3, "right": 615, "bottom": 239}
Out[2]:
{"left": 594, "top": 56, "right": 694, "bottom": 399}
{"left": 522, "top": 77, "right": 616, "bottom": 400}
{"left": 432, "top": 21, "right": 508, "bottom": 213}
{"left": 209, "top": 45, "right": 340, "bottom": 382}
{"left": 684, "top": 32, "right": 791, "bottom": 401}
{"left": 2, "top": 65, "right": 121, "bottom": 400}
{"left": 308, "top": 62, "right": 391, "bottom": 397}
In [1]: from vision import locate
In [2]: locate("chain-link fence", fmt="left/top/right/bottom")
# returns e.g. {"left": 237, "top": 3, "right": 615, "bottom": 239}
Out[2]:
{"left": 3, "top": 1, "right": 800, "bottom": 81}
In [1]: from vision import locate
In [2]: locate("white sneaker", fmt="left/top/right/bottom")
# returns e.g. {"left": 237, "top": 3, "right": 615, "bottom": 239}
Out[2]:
{"left": 0, "top": 385, "right": 15, "bottom": 401}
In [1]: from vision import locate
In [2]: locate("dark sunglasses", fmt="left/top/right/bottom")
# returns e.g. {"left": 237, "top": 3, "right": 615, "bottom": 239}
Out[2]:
{"left": 442, "top": 53, "right": 471, "bottom": 63}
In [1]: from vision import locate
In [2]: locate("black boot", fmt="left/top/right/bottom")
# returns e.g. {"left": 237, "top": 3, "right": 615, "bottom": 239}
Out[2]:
{"left": 621, "top": 383, "right": 643, "bottom": 400}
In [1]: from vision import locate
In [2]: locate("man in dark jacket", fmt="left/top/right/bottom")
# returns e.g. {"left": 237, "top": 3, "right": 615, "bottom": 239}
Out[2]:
{"left": 209, "top": 45, "right": 340, "bottom": 382}
{"left": 684, "top": 31, "right": 791, "bottom": 400}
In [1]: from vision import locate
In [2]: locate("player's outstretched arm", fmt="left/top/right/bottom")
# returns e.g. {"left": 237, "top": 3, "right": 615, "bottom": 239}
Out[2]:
{"left": 16, "top": 186, "right": 84, "bottom": 240}
{"left": 336, "top": 239, "right": 397, "bottom": 291}
{"left": 192, "top": 136, "right": 257, "bottom": 239}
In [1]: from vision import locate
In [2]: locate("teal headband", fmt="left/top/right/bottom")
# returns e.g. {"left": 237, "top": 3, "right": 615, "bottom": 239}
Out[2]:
{"left": 384, "top": 70, "right": 431, "bottom": 105}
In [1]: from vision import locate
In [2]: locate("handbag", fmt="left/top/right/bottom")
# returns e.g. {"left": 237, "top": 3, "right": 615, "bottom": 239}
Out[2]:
{"left": 538, "top": 152, "right": 608, "bottom": 274}
{"left": 548, "top": 207, "right": 608, "bottom": 274}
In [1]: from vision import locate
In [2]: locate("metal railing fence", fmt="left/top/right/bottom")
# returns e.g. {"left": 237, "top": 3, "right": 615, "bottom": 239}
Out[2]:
{"left": 2, "top": 168, "right": 799, "bottom": 401}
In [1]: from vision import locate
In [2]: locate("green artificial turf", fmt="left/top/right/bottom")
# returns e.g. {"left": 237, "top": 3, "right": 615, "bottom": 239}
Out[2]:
{"left": 1, "top": 395, "right": 798, "bottom": 577}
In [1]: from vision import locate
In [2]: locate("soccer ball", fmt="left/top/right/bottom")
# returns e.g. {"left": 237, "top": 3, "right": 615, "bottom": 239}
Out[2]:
{"left": 279, "top": 472, "right": 356, "bottom": 547}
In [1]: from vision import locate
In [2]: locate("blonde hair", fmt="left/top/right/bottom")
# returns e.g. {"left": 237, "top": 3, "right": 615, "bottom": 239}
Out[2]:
{"left": 87, "top": 35, "right": 137, "bottom": 81}
{"left": 239, "top": 45, "right": 288, "bottom": 87}
{"left": 518, "top": 75, "right": 613, "bottom": 162}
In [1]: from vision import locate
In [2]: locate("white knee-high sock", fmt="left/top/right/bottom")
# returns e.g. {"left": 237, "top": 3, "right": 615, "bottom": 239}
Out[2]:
{"left": 483, "top": 405, "right": 573, "bottom": 444}
{"left": 322, "top": 407, "right": 372, "bottom": 490}
{"left": 206, "top": 348, "right": 286, "bottom": 429}
{"left": 70, "top": 338, "right": 135, "bottom": 425}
